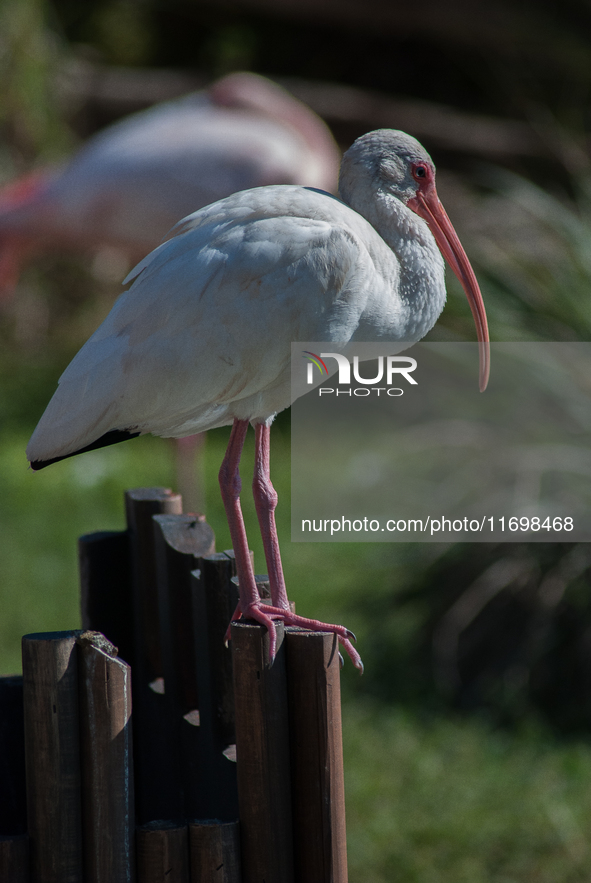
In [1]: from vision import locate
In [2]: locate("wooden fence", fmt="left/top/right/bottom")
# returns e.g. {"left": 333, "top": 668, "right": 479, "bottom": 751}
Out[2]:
{"left": 0, "top": 487, "right": 348, "bottom": 882}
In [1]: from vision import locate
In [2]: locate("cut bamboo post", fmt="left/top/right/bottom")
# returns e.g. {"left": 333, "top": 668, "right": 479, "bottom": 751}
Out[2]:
{"left": 190, "top": 554, "right": 239, "bottom": 820}
{"left": 0, "top": 676, "right": 29, "bottom": 881}
{"left": 152, "top": 515, "right": 225, "bottom": 821}
{"left": 193, "top": 554, "right": 239, "bottom": 749}
{"left": 231, "top": 621, "right": 294, "bottom": 883}
{"left": 0, "top": 675, "right": 26, "bottom": 836}
{"left": 285, "top": 630, "right": 348, "bottom": 883}
{"left": 0, "top": 834, "right": 29, "bottom": 883}
{"left": 152, "top": 512, "right": 216, "bottom": 719}
{"left": 77, "top": 631, "right": 135, "bottom": 883}
{"left": 136, "top": 821, "right": 189, "bottom": 883}
{"left": 125, "top": 487, "right": 183, "bottom": 824}
{"left": 125, "top": 487, "right": 183, "bottom": 683}
{"left": 22, "top": 631, "right": 83, "bottom": 883}
{"left": 188, "top": 821, "right": 241, "bottom": 882}
{"left": 16, "top": 486, "right": 352, "bottom": 881}
{"left": 79, "top": 529, "right": 133, "bottom": 665}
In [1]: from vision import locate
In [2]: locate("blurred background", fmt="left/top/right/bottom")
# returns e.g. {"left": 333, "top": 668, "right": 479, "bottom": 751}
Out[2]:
{"left": 2, "top": 0, "right": 591, "bottom": 879}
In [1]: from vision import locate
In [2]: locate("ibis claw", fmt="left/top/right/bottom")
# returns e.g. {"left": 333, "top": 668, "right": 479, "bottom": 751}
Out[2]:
{"left": 339, "top": 636, "right": 364, "bottom": 672}
{"left": 226, "top": 601, "right": 364, "bottom": 670}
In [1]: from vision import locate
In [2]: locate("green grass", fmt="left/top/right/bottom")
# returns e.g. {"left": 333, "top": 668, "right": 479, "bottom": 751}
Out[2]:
{"left": 345, "top": 702, "right": 591, "bottom": 883}
{"left": 0, "top": 429, "right": 176, "bottom": 669}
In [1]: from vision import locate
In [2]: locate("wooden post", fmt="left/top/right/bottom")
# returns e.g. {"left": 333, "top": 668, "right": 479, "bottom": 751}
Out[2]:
{"left": 0, "top": 676, "right": 29, "bottom": 881}
{"left": 231, "top": 621, "right": 294, "bottom": 883}
{"left": 77, "top": 631, "right": 135, "bottom": 883}
{"left": 152, "top": 515, "right": 230, "bottom": 822}
{"left": 125, "top": 487, "right": 183, "bottom": 824}
{"left": 0, "top": 834, "right": 29, "bottom": 883}
{"left": 190, "top": 554, "right": 239, "bottom": 820}
{"left": 22, "top": 631, "right": 84, "bottom": 883}
{"left": 0, "top": 676, "right": 27, "bottom": 836}
{"left": 152, "top": 513, "right": 215, "bottom": 718}
{"left": 193, "top": 555, "right": 239, "bottom": 749}
{"left": 79, "top": 530, "right": 134, "bottom": 665}
{"left": 136, "top": 822, "right": 189, "bottom": 883}
{"left": 18, "top": 487, "right": 351, "bottom": 881}
{"left": 125, "top": 487, "right": 183, "bottom": 682}
{"left": 189, "top": 821, "right": 241, "bottom": 882}
{"left": 286, "top": 630, "right": 348, "bottom": 883}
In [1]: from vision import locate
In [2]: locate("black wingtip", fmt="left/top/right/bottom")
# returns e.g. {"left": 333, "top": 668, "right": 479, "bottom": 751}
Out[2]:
{"left": 29, "top": 429, "right": 141, "bottom": 471}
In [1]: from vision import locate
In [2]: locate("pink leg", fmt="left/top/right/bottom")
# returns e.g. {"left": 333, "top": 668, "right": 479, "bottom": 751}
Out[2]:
{"left": 219, "top": 419, "right": 280, "bottom": 659}
{"left": 252, "top": 422, "right": 290, "bottom": 610}
{"left": 250, "top": 421, "right": 363, "bottom": 672}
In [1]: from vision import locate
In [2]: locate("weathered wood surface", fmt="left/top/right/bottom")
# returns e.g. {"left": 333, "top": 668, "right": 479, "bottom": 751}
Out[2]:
{"left": 22, "top": 631, "right": 84, "bottom": 883}
{"left": 193, "top": 554, "right": 240, "bottom": 748}
{"left": 189, "top": 821, "right": 241, "bottom": 883}
{"left": 286, "top": 630, "right": 348, "bottom": 882}
{"left": 0, "top": 676, "right": 27, "bottom": 836}
{"left": 136, "top": 821, "right": 189, "bottom": 883}
{"left": 0, "top": 834, "right": 31, "bottom": 883}
{"left": 153, "top": 513, "right": 215, "bottom": 718}
{"left": 125, "top": 487, "right": 183, "bottom": 824}
{"left": 77, "top": 631, "right": 135, "bottom": 883}
{"left": 152, "top": 513, "right": 220, "bottom": 820}
{"left": 126, "top": 487, "right": 183, "bottom": 682}
{"left": 79, "top": 529, "right": 133, "bottom": 665}
{"left": 190, "top": 554, "right": 239, "bottom": 820}
{"left": 231, "top": 621, "right": 294, "bottom": 883}
{"left": 0, "top": 834, "right": 30, "bottom": 883}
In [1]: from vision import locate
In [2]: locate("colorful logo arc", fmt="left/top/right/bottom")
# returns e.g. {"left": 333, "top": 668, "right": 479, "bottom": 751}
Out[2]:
{"left": 302, "top": 351, "right": 329, "bottom": 375}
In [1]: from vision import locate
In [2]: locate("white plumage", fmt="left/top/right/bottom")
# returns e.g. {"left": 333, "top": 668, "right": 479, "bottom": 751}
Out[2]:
{"left": 27, "top": 129, "right": 489, "bottom": 669}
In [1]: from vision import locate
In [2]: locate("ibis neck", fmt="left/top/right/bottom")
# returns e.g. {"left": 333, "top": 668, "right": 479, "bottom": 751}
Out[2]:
{"left": 347, "top": 188, "right": 448, "bottom": 341}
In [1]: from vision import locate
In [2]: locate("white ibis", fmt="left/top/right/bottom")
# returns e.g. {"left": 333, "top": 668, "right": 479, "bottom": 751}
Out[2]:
{"left": 26, "top": 129, "right": 490, "bottom": 670}
{"left": 0, "top": 71, "right": 339, "bottom": 294}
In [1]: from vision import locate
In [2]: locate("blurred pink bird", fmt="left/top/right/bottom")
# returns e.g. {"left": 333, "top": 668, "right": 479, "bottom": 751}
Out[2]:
{"left": 0, "top": 71, "right": 339, "bottom": 293}
{"left": 6, "top": 71, "right": 339, "bottom": 511}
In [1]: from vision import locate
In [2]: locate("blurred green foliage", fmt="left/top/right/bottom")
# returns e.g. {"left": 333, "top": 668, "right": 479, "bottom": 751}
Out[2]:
{"left": 345, "top": 702, "right": 591, "bottom": 882}
{"left": 0, "top": 0, "right": 72, "bottom": 169}
{"left": 46, "top": 0, "right": 591, "bottom": 129}
{"left": 465, "top": 163, "right": 591, "bottom": 343}
{"left": 355, "top": 542, "right": 591, "bottom": 736}
{"left": 85, "top": 0, "right": 154, "bottom": 67}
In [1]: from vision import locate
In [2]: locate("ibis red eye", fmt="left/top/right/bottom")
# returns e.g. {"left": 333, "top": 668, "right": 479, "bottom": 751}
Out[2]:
{"left": 413, "top": 165, "right": 427, "bottom": 179}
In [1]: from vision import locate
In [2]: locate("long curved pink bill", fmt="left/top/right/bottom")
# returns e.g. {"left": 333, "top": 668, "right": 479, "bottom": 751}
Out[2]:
{"left": 412, "top": 190, "right": 490, "bottom": 392}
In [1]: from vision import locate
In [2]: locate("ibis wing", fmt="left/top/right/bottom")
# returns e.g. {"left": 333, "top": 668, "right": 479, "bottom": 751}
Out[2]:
{"left": 27, "top": 188, "right": 388, "bottom": 466}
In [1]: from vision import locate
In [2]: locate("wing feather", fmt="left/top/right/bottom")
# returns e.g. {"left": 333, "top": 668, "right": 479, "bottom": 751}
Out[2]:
{"left": 27, "top": 186, "right": 392, "bottom": 464}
